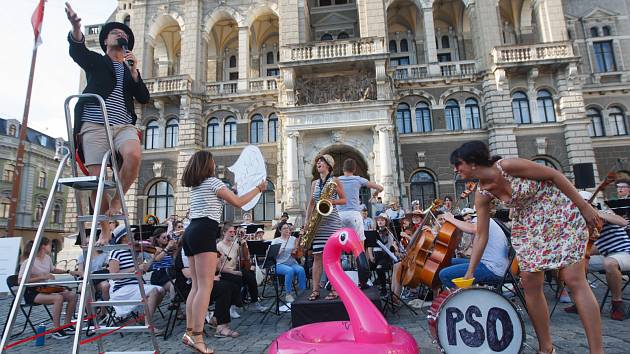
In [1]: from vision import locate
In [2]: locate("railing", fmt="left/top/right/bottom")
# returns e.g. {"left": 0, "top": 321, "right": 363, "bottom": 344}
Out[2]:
{"left": 282, "top": 37, "right": 386, "bottom": 63}
{"left": 392, "top": 60, "right": 477, "bottom": 82}
{"left": 248, "top": 77, "right": 278, "bottom": 91}
{"left": 144, "top": 75, "right": 192, "bottom": 95}
{"left": 206, "top": 81, "right": 238, "bottom": 96}
{"left": 439, "top": 60, "right": 476, "bottom": 77}
{"left": 492, "top": 41, "right": 574, "bottom": 65}
{"left": 393, "top": 65, "right": 428, "bottom": 80}
{"left": 84, "top": 24, "right": 103, "bottom": 42}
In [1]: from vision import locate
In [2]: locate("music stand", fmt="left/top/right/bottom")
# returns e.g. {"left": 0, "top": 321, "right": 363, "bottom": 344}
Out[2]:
{"left": 605, "top": 199, "right": 630, "bottom": 219}
{"left": 245, "top": 224, "right": 264, "bottom": 235}
{"left": 260, "top": 244, "right": 287, "bottom": 323}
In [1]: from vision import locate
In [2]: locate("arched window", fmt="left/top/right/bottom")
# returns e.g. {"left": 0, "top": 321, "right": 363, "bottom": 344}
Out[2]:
{"left": 415, "top": 102, "right": 432, "bottom": 132}
{"left": 609, "top": 107, "right": 628, "bottom": 136}
{"left": 268, "top": 113, "right": 278, "bottom": 143}
{"left": 3, "top": 163, "right": 15, "bottom": 182}
{"left": 590, "top": 27, "right": 599, "bottom": 37}
{"left": 221, "top": 179, "right": 237, "bottom": 222}
{"left": 537, "top": 90, "right": 556, "bottom": 122}
{"left": 533, "top": 158, "right": 557, "bottom": 170}
{"left": 266, "top": 51, "right": 275, "bottom": 65}
{"left": 229, "top": 55, "right": 237, "bottom": 68}
{"left": 123, "top": 15, "right": 131, "bottom": 28}
{"left": 337, "top": 32, "right": 349, "bottom": 40}
{"left": 53, "top": 203, "right": 62, "bottom": 224}
{"left": 0, "top": 197, "right": 10, "bottom": 218}
{"left": 253, "top": 180, "right": 275, "bottom": 221}
{"left": 38, "top": 171, "right": 47, "bottom": 189}
{"left": 207, "top": 118, "right": 220, "bottom": 147}
{"left": 34, "top": 200, "right": 45, "bottom": 222}
{"left": 445, "top": 99, "right": 462, "bottom": 131}
{"left": 512, "top": 91, "right": 531, "bottom": 124}
{"left": 321, "top": 33, "right": 333, "bottom": 41}
{"left": 602, "top": 26, "right": 611, "bottom": 36}
{"left": 147, "top": 181, "right": 174, "bottom": 222}
{"left": 8, "top": 125, "right": 16, "bottom": 137}
{"left": 400, "top": 39, "right": 409, "bottom": 52}
{"left": 465, "top": 98, "right": 481, "bottom": 129}
{"left": 441, "top": 36, "right": 450, "bottom": 49}
{"left": 250, "top": 114, "right": 264, "bottom": 144}
{"left": 410, "top": 171, "right": 436, "bottom": 210}
{"left": 165, "top": 118, "right": 179, "bottom": 148}
{"left": 396, "top": 103, "right": 412, "bottom": 133}
{"left": 145, "top": 120, "right": 159, "bottom": 149}
{"left": 389, "top": 40, "right": 398, "bottom": 53}
{"left": 587, "top": 108, "right": 605, "bottom": 137}
{"left": 224, "top": 117, "right": 237, "bottom": 145}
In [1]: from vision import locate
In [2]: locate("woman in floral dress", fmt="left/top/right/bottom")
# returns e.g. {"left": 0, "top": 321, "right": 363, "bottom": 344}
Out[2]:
{"left": 450, "top": 141, "right": 603, "bottom": 354}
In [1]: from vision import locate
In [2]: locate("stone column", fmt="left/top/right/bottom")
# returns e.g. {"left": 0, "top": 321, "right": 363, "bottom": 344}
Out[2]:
{"left": 285, "top": 131, "right": 300, "bottom": 210}
{"left": 422, "top": 6, "right": 437, "bottom": 65}
{"left": 237, "top": 27, "right": 250, "bottom": 92}
{"left": 482, "top": 72, "right": 519, "bottom": 158}
{"left": 175, "top": 95, "right": 203, "bottom": 215}
{"left": 533, "top": 0, "right": 568, "bottom": 42}
{"left": 377, "top": 125, "right": 394, "bottom": 202}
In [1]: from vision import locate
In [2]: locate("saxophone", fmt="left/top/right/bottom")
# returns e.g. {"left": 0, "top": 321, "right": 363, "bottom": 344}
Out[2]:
{"left": 300, "top": 180, "right": 337, "bottom": 250}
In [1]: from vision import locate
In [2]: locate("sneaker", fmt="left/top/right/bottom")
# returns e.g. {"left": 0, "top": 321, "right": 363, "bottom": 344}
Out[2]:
{"left": 205, "top": 311, "right": 215, "bottom": 326}
{"left": 51, "top": 329, "right": 70, "bottom": 340}
{"left": 279, "top": 303, "right": 291, "bottom": 312}
{"left": 64, "top": 326, "right": 76, "bottom": 335}
{"left": 229, "top": 305, "right": 241, "bottom": 319}
{"left": 611, "top": 301, "right": 627, "bottom": 321}
{"left": 253, "top": 302, "right": 268, "bottom": 312}
{"left": 285, "top": 294, "right": 295, "bottom": 303}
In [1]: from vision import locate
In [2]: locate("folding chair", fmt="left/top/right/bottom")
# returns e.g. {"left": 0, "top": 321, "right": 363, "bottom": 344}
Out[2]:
{"left": 3, "top": 275, "right": 54, "bottom": 338}
{"left": 591, "top": 269, "right": 630, "bottom": 311}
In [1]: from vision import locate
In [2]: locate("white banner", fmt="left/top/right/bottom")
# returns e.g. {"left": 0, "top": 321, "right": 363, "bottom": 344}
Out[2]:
{"left": 228, "top": 145, "right": 267, "bottom": 211}
{"left": 0, "top": 237, "right": 23, "bottom": 293}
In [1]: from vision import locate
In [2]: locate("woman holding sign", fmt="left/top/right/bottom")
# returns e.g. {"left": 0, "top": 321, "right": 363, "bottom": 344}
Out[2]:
{"left": 180, "top": 151, "right": 266, "bottom": 353}
{"left": 450, "top": 141, "right": 603, "bottom": 354}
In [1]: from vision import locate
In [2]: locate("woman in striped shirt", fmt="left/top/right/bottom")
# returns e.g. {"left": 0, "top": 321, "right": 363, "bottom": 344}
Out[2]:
{"left": 180, "top": 151, "right": 266, "bottom": 354}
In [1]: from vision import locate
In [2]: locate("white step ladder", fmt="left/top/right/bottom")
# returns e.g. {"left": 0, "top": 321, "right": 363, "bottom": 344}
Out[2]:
{"left": 1, "top": 94, "right": 159, "bottom": 354}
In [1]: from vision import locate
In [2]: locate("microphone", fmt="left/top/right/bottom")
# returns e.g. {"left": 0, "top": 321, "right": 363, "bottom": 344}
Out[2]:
{"left": 116, "top": 37, "right": 134, "bottom": 66}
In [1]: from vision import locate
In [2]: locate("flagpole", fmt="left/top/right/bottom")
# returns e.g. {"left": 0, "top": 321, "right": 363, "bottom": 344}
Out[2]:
{"left": 6, "top": 44, "right": 39, "bottom": 237}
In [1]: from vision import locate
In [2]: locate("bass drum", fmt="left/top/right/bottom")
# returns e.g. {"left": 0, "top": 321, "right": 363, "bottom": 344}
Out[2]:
{"left": 427, "top": 287, "right": 524, "bottom": 354}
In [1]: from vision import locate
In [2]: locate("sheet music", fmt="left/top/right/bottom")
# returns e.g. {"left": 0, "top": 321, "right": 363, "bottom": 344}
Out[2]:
{"left": 228, "top": 145, "right": 267, "bottom": 211}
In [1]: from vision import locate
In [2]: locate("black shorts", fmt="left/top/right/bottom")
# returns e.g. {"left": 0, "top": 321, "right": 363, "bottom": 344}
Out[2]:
{"left": 183, "top": 217, "right": 219, "bottom": 256}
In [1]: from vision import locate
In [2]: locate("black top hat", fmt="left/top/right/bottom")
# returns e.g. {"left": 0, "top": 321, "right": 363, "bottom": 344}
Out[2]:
{"left": 99, "top": 22, "right": 134, "bottom": 53}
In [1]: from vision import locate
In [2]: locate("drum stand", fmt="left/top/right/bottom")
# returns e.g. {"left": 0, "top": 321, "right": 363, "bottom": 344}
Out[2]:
{"left": 381, "top": 270, "right": 418, "bottom": 316}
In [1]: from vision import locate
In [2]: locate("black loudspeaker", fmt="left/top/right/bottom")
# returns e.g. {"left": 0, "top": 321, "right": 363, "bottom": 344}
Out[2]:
{"left": 573, "top": 163, "right": 596, "bottom": 189}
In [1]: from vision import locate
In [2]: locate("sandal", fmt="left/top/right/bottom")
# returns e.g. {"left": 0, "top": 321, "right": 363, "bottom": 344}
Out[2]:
{"left": 182, "top": 328, "right": 193, "bottom": 347}
{"left": 307, "top": 290, "right": 320, "bottom": 301}
{"left": 206, "top": 316, "right": 218, "bottom": 329}
{"left": 189, "top": 332, "right": 214, "bottom": 353}
{"left": 325, "top": 290, "right": 339, "bottom": 300}
{"left": 215, "top": 326, "right": 240, "bottom": 338}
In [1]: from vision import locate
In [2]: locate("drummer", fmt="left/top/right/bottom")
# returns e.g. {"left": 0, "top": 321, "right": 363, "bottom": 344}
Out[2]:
{"left": 438, "top": 209, "right": 509, "bottom": 288}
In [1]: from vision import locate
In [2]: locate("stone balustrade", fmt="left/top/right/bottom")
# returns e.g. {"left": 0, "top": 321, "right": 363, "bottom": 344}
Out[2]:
{"left": 391, "top": 60, "right": 477, "bottom": 82}
{"left": 282, "top": 37, "right": 386, "bottom": 63}
{"left": 248, "top": 77, "right": 278, "bottom": 92}
{"left": 206, "top": 81, "right": 238, "bottom": 96}
{"left": 144, "top": 75, "right": 192, "bottom": 95}
{"left": 492, "top": 41, "right": 574, "bottom": 65}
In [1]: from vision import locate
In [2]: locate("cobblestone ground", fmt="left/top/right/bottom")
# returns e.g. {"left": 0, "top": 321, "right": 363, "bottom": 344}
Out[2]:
{"left": 1, "top": 277, "right": 628, "bottom": 353}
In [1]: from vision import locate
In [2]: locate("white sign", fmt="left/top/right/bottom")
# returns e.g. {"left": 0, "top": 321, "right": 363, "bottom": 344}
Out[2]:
{"left": 228, "top": 145, "right": 267, "bottom": 211}
{"left": 0, "top": 237, "right": 23, "bottom": 293}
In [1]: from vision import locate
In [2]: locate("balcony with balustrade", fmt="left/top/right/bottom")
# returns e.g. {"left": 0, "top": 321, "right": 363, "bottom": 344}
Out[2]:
{"left": 144, "top": 75, "right": 192, "bottom": 97}
{"left": 492, "top": 41, "right": 576, "bottom": 68}
{"left": 390, "top": 60, "right": 478, "bottom": 84}
{"left": 206, "top": 77, "right": 279, "bottom": 99}
{"left": 280, "top": 37, "right": 388, "bottom": 67}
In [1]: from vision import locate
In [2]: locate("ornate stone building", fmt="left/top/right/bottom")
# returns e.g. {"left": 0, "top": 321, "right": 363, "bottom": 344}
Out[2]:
{"left": 81, "top": 0, "right": 630, "bottom": 225}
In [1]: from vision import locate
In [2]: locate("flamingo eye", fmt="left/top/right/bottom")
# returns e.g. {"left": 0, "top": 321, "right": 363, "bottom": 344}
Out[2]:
{"left": 339, "top": 231, "right": 348, "bottom": 245}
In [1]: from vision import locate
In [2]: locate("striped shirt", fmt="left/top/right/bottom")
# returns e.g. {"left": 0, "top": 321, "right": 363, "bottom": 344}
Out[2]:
{"left": 150, "top": 254, "right": 173, "bottom": 271}
{"left": 109, "top": 249, "right": 138, "bottom": 292}
{"left": 189, "top": 177, "right": 226, "bottom": 222}
{"left": 595, "top": 220, "right": 630, "bottom": 257}
{"left": 82, "top": 61, "right": 133, "bottom": 125}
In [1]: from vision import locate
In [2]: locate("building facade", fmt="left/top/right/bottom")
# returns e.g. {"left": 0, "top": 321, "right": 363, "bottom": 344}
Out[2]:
{"left": 0, "top": 118, "right": 69, "bottom": 260}
{"left": 81, "top": 0, "right": 630, "bottom": 225}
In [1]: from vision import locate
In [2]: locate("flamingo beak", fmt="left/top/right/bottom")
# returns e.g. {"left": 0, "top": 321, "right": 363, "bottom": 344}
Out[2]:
{"left": 356, "top": 252, "right": 369, "bottom": 273}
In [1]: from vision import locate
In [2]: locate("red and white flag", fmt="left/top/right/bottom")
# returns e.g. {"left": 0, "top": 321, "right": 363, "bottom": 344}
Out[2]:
{"left": 31, "top": 0, "right": 47, "bottom": 47}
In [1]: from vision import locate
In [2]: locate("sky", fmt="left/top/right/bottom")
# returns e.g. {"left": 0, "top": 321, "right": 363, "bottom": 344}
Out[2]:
{"left": 0, "top": 0, "right": 117, "bottom": 140}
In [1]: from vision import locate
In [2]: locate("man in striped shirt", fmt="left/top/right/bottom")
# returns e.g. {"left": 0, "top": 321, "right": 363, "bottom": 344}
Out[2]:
{"left": 66, "top": 4, "right": 149, "bottom": 245}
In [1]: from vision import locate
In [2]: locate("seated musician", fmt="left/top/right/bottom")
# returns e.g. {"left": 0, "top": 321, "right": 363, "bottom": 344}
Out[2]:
{"left": 271, "top": 223, "right": 307, "bottom": 303}
{"left": 368, "top": 214, "right": 402, "bottom": 296}
{"left": 254, "top": 227, "right": 265, "bottom": 241}
{"left": 108, "top": 226, "right": 165, "bottom": 333}
{"left": 565, "top": 191, "right": 630, "bottom": 320}
{"left": 18, "top": 237, "right": 77, "bottom": 339}
{"left": 75, "top": 247, "right": 110, "bottom": 322}
{"left": 217, "top": 223, "right": 267, "bottom": 313}
{"left": 439, "top": 210, "right": 509, "bottom": 288}
{"left": 144, "top": 227, "right": 177, "bottom": 298}
{"left": 175, "top": 241, "right": 242, "bottom": 338}
{"left": 455, "top": 208, "right": 476, "bottom": 258}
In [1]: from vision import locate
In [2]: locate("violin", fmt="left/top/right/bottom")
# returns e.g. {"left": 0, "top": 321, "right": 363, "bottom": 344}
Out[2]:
{"left": 460, "top": 181, "right": 477, "bottom": 200}
{"left": 134, "top": 242, "right": 158, "bottom": 254}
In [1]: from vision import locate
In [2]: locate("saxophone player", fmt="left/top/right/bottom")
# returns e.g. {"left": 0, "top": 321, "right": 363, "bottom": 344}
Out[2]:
{"left": 305, "top": 154, "right": 346, "bottom": 301}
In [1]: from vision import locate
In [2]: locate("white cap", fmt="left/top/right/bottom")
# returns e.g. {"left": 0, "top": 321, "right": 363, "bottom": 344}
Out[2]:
{"left": 579, "top": 190, "right": 593, "bottom": 201}
{"left": 255, "top": 228, "right": 264, "bottom": 234}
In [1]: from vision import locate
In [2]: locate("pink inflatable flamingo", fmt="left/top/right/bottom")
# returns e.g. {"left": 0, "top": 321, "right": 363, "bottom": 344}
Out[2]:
{"left": 268, "top": 228, "right": 418, "bottom": 353}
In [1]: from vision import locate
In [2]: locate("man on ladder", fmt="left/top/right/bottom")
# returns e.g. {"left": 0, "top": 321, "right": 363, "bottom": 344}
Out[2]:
{"left": 65, "top": 2, "right": 149, "bottom": 246}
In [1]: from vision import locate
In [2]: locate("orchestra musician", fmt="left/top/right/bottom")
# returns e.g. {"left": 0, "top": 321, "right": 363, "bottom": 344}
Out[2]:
{"left": 450, "top": 140, "right": 603, "bottom": 354}
{"left": 306, "top": 154, "right": 346, "bottom": 301}
{"left": 368, "top": 214, "right": 402, "bottom": 296}
{"left": 271, "top": 223, "right": 307, "bottom": 303}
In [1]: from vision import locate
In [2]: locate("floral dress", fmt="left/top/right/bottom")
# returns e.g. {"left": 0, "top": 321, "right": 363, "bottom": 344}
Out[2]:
{"left": 478, "top": 159, "right": 588, "bottom": 272}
